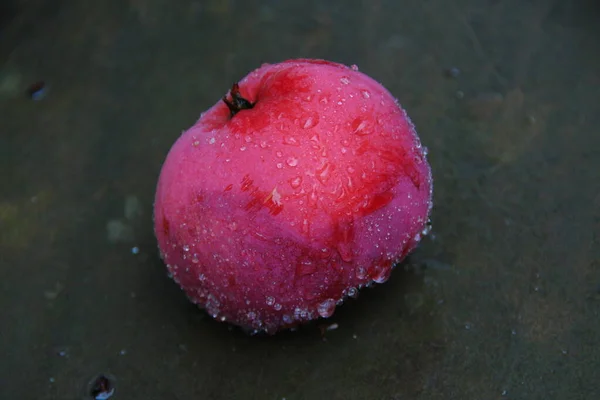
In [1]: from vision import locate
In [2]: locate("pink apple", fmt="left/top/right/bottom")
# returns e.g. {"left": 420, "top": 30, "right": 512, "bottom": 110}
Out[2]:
{"left": 154, "top": 59, "right": 433, "bottom": 334}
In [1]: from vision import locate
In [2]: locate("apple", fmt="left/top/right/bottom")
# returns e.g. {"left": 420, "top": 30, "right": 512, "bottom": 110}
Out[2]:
{"left": 154, "top": 59, "right": 433, "bottom": 334}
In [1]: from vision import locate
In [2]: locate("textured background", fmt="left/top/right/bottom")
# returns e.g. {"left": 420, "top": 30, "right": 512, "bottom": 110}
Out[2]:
{"left": 1, "top": 0, "right": 599, "bottom": 399}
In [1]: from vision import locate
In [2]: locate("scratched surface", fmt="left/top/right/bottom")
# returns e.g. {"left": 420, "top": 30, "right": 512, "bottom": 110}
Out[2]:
{"left": 1, "top": 0, "right": 599, "bottom": 399}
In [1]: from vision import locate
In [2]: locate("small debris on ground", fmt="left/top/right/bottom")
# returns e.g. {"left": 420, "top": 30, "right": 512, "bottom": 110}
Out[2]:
{"left": 27, "top": 81, "right": 47, "bottom": 100}
{"left": 88, "top": 374, "right": 116, "bottom": 400}
{"left": 444, "top": 67, "right": 461, "bottom": 78}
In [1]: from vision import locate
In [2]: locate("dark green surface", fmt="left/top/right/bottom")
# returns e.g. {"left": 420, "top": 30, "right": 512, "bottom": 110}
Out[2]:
{"left": 1, "top": 0, "right": 599, "bottom": 399}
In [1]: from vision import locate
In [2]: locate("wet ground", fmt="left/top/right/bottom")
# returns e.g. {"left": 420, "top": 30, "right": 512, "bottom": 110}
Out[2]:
{"left": 1, "top": 0, "right": 599, "bottom": 399}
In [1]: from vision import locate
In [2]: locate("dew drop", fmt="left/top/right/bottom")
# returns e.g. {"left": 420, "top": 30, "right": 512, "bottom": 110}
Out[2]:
{"left": 421, "top": 223, "right": 432, "bottom": 236}
{"left": 352, "top": 118, "right": 370, "bottom": 135}
{"left": 266, "top": 296, "right": 275, "bottom": 306}
{"left": 372, "top": 265, "right": 391, "bottom": 283}
{"left": 340, "top": 77, "right": 350, "bottom": 85}
{"left": 336, "top": 242, "right": 353, "bottom": 262}
{"left": 347, "top": 287, "right": 358, "bottom": 298}
{"left": 308, "top": 187, "right": 319, "bottom": 208}
{"left": 208, "top": 137, "right": 216, "bottom": 144}
{"left": 283, "top": 136, "right": 299, "bottom": 146}
{"left": 182, "top": 245, "right": 190, "bottom": 252}
{"left": 356, "top": 267, "right": 367, "bottom": 280}
{"left": 289, "top": 176, "right": 302, "bottom": 189}
{"left": 276, "top": 163, "right": 283, "bottom": 169}
{"left": 276, "top": 151, "right": 283, "bottom": 158}
{"left": 303, "top": 116, "right": 317, "bottom": 129}
{"left": 317, "top": 298, "right": 336, "bottom": 318}
{"left": 316, "top": 162, "right": 333, "bottom": 185}
{"left": 361, "top": 90, "right": 370, "bottom": 99}
{"left": 286, "top": 157, "right": 298, "bottom": 167}
{"left": 274, "top": 303, "right": 282, "bottom": 311}
{"left": 260, "top": 141, "right": 268, "bottom": 148}
{"left": 350, "top": 64, "right": 359, "bottom": 71}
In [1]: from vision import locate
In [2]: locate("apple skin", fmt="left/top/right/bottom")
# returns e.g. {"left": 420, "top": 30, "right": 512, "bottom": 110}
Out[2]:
{"left": 154, "top": 59, "right": 433, "bottom": 334}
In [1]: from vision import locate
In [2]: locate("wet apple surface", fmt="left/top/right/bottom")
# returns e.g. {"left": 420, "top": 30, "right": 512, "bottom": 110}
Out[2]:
{"left": 154, "top": 59, "right": 433, "bottom": 333}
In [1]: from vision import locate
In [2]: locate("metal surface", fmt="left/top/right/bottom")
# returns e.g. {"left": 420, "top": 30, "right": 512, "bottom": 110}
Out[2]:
{"left": 1, "top": 0, "right": 598, "bottom": 398}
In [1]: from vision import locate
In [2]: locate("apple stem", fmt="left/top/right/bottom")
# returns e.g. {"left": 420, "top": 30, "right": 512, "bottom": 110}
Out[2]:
{"left": 222, "top": 83, "right": 254, "bottom": 117}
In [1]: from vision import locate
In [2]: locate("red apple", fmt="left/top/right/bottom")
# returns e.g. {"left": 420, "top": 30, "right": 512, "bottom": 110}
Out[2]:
{"left": 154, "top": 59, "right": 433, "bottom": 334}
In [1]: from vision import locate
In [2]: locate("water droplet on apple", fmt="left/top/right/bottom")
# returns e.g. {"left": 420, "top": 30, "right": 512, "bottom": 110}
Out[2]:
{"left": 283, "top": 136, "right": 299, "bottom": 146}
{"left": 352, "top": 118, "right": 370, "bottom": 135}
{"left": 316, "top": 162, "right": 333, "bottom": 185}
{"left": 308, "top": 187, "right": 319, "bottom": 209}
{"left": 303, "top": 116, "right": 317, "bottom": 129}
{"left": 372, "top": 265, "right": 391, "bottom": 283}
{"left": 340, "top": 77, "right": 350, "bottom": 85}
{"left": 286, "top": 157, "right": 298, "bottom": 167}
{"left": 276, "top": 151, "right": 283, "bottom": 157}
{"left": 336, "top": 242, "right": 353, "bottom": 262}
{"left": 361, "top": 90, "right": 370, "bottom": 99}
{"left": 344, "top": 175, "right": 355, "bottom": 192}
{"left": 276, "top": 163, "right": 283, "bottom": 169}
{"left": 347, "top": 287, "right": 358, "bottom": 298}
{"left": 421, "top": 223, "right": 432, "bottom": 236}
{"left": 260, "top": 141, "right": 268, "bottom": 148}
{"left": 350, "top": 64, "right": 359, "bottom": 71}
{"left": 317, "top": 298, "right": 336, "bottom": 318}
{"left": 356, "top": 266, "right": 367, "bottom": 279}
{"left": 289, "top": 176, "right": 302, "bottom": 189}
{"left": 266, "top": 296, "right": 275, "bottom": 306}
